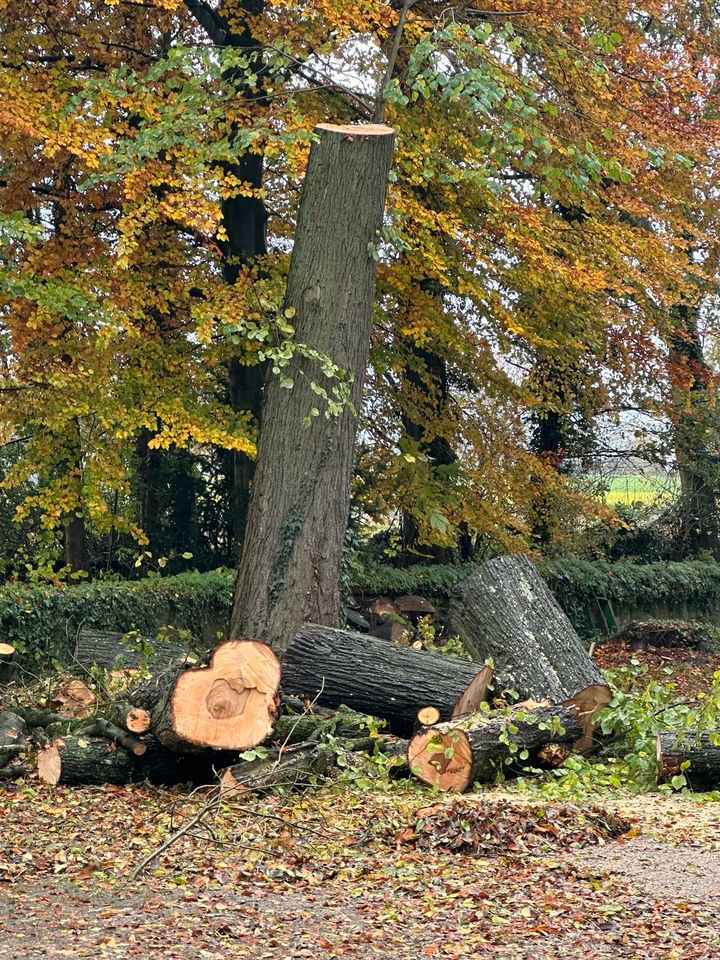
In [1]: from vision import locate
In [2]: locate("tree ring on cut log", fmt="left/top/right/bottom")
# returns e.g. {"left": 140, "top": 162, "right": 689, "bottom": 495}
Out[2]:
{"left": 170, "top": 640, "right": 280, "bottom": 750}
{"left": 408, "top": 728, "right": 473, "bottom": 793}
{"left": 126, "top": 707, "right": 151, "bottom": 734}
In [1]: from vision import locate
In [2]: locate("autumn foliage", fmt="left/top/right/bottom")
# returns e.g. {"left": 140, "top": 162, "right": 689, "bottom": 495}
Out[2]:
{"left": 1, "top": 0, "right": 719, "bottom": 570}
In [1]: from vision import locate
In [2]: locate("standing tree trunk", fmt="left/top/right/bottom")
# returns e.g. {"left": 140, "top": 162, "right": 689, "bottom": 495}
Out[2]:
{"left": 668, "top": 302, "right": 720, "bottom": 559}
{"left": 230, "top": 123, "right": 395, "bottom": 652}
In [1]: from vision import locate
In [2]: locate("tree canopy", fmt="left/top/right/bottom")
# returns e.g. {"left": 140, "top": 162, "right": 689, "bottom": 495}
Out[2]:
{"left": 1, "top": 0, "right": 719, "bottom": 574}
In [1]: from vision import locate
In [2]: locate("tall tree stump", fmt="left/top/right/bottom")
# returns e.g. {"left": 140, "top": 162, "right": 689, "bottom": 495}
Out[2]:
{"left": 449, "top": 554, "right": 611, "bottom": 748}
{"left": 230, "top": 123, "right": 396, "bottom": 654}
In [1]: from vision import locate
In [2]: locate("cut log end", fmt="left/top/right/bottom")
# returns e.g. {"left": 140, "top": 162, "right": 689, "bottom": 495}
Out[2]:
{"left": 126, "top": 707, "right": 151, "bottom": 734}
{"left": 417, "top": 706, "right": 441, "bottom": 727}
{"left": 315, "top": 122, "right": 395, "bottom": 137}
{"left": 38, "top": 743, "right": 62, "bottom": 785}
{"left": 564, "top": 683, "right": 612, "bottom": 751}
{"left": 0, "top": 643, "right": 15, "bottom": 656}
{"left": 452, "top": 665, "right": 493, "bottom": 719}
{"left": 169, "top": 639, "right": 281, "bottom": 751}
{"left": 407, "top": 728, "right": 473, "bottom": 793}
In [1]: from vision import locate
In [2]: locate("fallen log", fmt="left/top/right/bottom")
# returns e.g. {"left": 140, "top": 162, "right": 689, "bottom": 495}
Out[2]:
{"left": 408, "top": 704, "right": 582, "bottom": 792}
{"left": 79, "top": 719, "right": 147, "bottom": 756}
{"left": 280, "top": 624, "right": 493, "bottom": 735}
{"left": 617, "top": 620, "right": 719, "bottom": 652}
{"left": 74, "top": 628, "right": 194, "bottom": 670}
{"left": 37, "top": 736, "right": 230, "bottom": 786}
{"left": 0, "top": 763, "right": 28, "bottom": 780}
{"left": 131, "top": 639, "right": 281, "bottom": 752}
{"left": 270, "top": 703, "right": 380, "bottom": 747}
{"left": 106, "top": 702, "right": 152, "bottom": 734}
{"left": 657, "top": 731, "right": 720, "bottom": 791}
{"left": 449, "top": 554, "right": 611, "bottom": 748}
{"left": 220, "top": 741, "right": 336, "bottom": 795}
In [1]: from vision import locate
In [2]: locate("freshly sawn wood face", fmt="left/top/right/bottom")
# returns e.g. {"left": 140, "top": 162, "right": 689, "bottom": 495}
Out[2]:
{"left": 169, "top": 641, "right": 281, "bottom": 751}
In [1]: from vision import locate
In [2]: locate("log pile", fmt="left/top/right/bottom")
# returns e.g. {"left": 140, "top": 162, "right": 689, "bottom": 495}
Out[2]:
{"left": 0, "top": 553, "right": 713, "bottom": 793}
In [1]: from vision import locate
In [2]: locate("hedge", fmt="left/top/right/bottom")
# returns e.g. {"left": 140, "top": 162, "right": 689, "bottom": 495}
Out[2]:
{"left": 5, "top": 558, "right": 720, "bottom": 667}
{"left": 0, "top": 571, "right": 235, "bottom": 667}
{"left": 541, "top": 558, "right": 720, "bottom": 637}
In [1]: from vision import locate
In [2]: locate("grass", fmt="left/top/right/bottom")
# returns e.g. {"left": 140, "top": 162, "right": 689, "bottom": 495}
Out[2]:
{"left": 601, "top": 473, "right": 678, "bottom": 506}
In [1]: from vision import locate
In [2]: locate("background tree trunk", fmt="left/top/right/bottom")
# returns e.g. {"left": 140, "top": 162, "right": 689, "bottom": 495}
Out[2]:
{"left": 668, "top": 302, "right": 720, "bottom": 559}
{"left": 230, "top": 123, "right": 395, "bottom": 652}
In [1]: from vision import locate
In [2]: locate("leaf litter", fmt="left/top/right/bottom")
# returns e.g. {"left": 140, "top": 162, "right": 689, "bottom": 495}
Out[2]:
{"left": 0, "top": 776, "right": 719, "bottom": 959}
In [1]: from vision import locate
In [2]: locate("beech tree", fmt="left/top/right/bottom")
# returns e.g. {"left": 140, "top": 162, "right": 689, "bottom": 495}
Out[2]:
{"left": 230, "top": 123, "right": 395, "bottom": 651}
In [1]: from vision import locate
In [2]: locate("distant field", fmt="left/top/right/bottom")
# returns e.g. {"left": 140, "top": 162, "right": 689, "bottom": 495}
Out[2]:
{"left": 601, "top": 473, "right": 678, "bottom": 506}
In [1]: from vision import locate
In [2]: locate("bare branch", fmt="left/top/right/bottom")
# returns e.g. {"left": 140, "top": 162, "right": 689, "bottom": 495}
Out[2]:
{"left": 182, "top": 0, "right": 227, "bottom": 46}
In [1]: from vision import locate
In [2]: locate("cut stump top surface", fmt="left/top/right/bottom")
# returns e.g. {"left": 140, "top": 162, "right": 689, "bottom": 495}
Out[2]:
{"left": 171, "top": 640, "right": 280, "bottom": 750}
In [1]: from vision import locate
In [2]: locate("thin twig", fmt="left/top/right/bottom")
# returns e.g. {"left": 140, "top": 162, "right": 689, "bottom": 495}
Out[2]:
{"left": 373, "top": 0, "right": 418, "bottom": 123}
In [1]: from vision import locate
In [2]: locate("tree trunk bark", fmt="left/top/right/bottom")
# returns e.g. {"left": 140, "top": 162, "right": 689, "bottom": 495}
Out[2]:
{"left": 408, "top": 704, "right": 582, "bottom": 792}
{"left": 135, "top": 427, "right": 164, "bottom": 559}
{"left": 130, "top": 639, "right": 280, "bottom": 751}
{"left": 220, "top": 740, "right": 337, "bottom": 795}
{"left": 37, "top": 735, "right": 229, "bottom": 786}
{"left": 279, "top": 623, "right": 492, "bottom": 736}
{"left": 449, "top": 554, "right": 611, "bottom": 749}
{"left": 668, "top": 302, "right": 720, "bottom": 559}
{"left": 230, "top": 123, "right": 395, "bottom": 652}
{"left": 657, "top": 731, "right": 720, "bottom": 791}
{"left": 64, "top": 510, "right": 89, "bottom": 575}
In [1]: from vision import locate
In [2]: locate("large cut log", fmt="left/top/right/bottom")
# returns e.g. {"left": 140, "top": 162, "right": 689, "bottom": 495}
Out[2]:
{"left": 37, "top": 736, "right": 230, "bottom": 786}
{"left": 449, "top": 554, "right": 611, "bottom": 748}
{"left": 131, "top": 639, "right": 281, "bottom": 752}
{"left": 74, "top": 629, "right": 194, "bottom": 670}
{"left": 408, "top": 704, "right": 582, "bottom": 792}
{"left": 280, "top": 624, "right": 492, "bottom": 735}
{"left": 657, "top": 731, "right": 720, "bottom": 791}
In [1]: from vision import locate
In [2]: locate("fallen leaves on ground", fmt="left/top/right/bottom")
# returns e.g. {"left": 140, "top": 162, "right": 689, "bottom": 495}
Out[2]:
{"left": 396, "top": 797, "right": 634, "bottom": 857}
{"left": 0, "top": 779, "right": 719, "bottom": 959}
{"left": 595, "top": 639, "right": 720, "bottom": 697}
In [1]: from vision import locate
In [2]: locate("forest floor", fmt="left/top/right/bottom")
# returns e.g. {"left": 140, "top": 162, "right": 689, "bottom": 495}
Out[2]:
{"left": 2, "top": 637, "right": 719, "bottom": 960}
